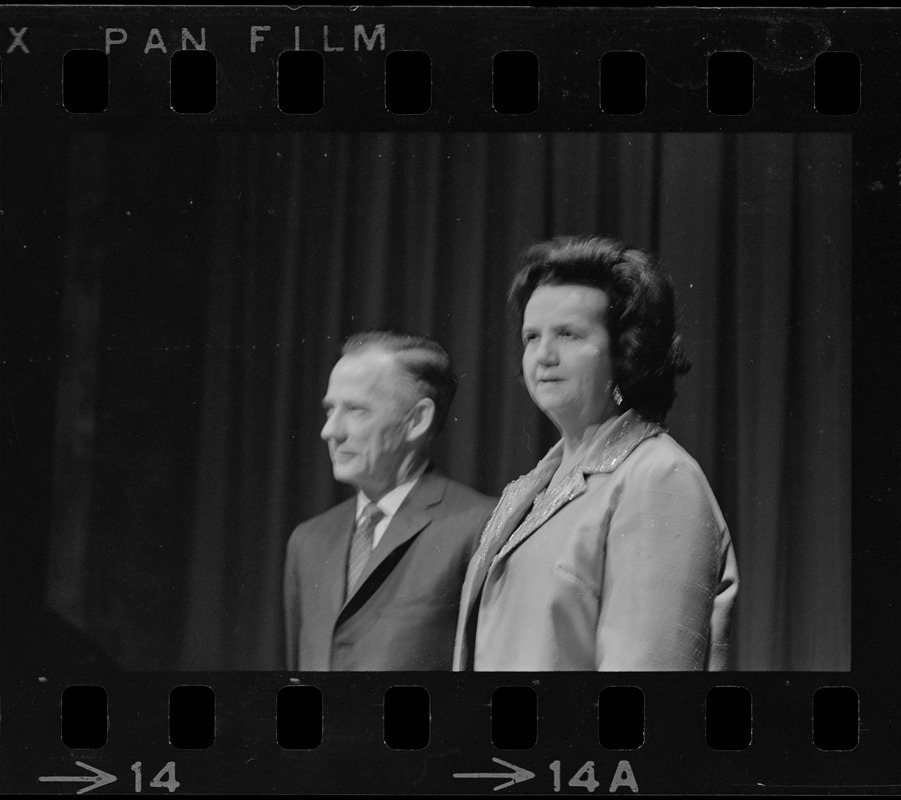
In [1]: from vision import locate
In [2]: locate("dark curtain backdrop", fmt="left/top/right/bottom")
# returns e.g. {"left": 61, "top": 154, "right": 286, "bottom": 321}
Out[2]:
{"left": 38, "top": 131, "right": 850, "bottom": 671}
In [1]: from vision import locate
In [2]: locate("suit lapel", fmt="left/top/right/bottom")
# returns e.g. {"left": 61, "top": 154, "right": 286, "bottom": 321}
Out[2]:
{"left": 340, "top": 470, "right": 448, "bottom": 609}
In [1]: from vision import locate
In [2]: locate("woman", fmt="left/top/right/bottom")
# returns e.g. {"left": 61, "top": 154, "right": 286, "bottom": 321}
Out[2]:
{"left": 454, "top": 236, "right": 738, "bottom": 671}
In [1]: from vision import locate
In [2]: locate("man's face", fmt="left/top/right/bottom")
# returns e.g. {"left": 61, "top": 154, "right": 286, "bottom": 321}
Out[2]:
{"left": 320, "top": 349, "right": 416, "bottom": 499}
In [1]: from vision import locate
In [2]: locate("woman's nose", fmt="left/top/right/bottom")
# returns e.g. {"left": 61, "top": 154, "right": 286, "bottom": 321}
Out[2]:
{"left": 535, "top": 336, "right": 558, "bottom": 364}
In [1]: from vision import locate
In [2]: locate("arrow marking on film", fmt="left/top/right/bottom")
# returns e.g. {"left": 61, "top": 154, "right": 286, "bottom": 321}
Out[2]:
{"left": 38, "top": 761, "right": 117, "bottom": 794}
{"left": 453, "top": 757, "right": 536, "bottom": 791}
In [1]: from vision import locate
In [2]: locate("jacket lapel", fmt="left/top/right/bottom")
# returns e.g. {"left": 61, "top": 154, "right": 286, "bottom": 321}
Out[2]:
{"left": 473, "top": 411, "right": 667, "bottom": 587}
{"left": 457, "top": 411, "right": 665, "bottom": 668}
{"left": 491, "top": 411, "right": 665, "bottom": 565}
{"left": 341, "top": 469, "right": 447, "bottom": 609}
{"left": 495, "top": 469, "right": 589, "bottom": 560}
{"left": 458, "top": 455, "right": 559, "bottom": 628}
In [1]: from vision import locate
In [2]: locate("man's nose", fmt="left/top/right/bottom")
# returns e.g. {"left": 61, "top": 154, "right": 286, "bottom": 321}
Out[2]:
{"left": 321, "top": 412, "right": 342, "bottom": 441}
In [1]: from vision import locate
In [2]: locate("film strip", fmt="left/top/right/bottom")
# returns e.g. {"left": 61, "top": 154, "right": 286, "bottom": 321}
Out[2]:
{"left": 1, "top": 6, "right": 897, "bottom": 795}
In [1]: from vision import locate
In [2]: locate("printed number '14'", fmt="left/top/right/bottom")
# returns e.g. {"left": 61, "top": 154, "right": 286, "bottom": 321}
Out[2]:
{"left": 550, "top": 760, "right": 600, "bottom": 792}
{"left": 131, "top": 762, "right": 180, "bottom": 793}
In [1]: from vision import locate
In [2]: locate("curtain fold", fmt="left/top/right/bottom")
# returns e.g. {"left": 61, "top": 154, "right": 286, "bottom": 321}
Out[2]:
{"left": 45, "top": 131, "right": 850, "bottom": 671}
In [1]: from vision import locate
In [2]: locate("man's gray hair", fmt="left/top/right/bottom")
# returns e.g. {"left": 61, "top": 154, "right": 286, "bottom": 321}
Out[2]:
{"left": 341, "top": 330, "right": 457, "bottom": 436}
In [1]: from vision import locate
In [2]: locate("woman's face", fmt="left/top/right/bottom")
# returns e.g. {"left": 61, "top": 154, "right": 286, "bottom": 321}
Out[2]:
{"left": 521, "top": 284, "right": 614, "bottom": 434}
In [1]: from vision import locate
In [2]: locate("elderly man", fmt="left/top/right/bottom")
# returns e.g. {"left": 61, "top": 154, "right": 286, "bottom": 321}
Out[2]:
{"left": 284, "top": 331, "right": 496, "bottom": 670}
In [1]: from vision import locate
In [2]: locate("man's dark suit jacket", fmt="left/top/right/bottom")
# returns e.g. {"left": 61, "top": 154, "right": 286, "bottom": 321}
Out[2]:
{"left": 283, "top": 469, "right": 496, "bottom": 670}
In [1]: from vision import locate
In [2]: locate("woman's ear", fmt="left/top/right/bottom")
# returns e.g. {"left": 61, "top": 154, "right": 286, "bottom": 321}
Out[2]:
{"left": 405, "top": 397, "right": 436, "bottom": 443}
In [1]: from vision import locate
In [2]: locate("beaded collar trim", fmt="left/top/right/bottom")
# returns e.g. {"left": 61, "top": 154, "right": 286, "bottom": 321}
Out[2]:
{"left": 474, "top": 411, "right": 665, "bottom": 566}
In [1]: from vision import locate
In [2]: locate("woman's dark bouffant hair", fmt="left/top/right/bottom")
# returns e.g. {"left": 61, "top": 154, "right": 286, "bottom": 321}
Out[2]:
{"left": 508, "top": 235, "right": 691, "bottom": 423}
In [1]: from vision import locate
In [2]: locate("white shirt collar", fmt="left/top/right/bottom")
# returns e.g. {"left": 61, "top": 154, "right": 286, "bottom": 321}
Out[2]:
{"left": 355, "top": 460, "right": 430, "bottom": 522}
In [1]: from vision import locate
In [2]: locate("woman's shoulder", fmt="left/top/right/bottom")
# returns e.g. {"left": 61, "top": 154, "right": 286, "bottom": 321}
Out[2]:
{"left": 616, "top": 431, "right": 715, "bottom": 492}
{"left": 634, "top": 430, "right": 701, "bottom": 467}
{"left": 622, "top": 432, "right": 727, "bottom": 517}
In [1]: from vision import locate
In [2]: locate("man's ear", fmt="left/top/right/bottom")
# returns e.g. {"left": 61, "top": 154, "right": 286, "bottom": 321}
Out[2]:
{"left": 405, "top": 397, "right": 435, "bottom": 443}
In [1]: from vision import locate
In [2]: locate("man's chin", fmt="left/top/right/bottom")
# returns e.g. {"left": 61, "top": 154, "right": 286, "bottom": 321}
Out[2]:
{"left": 331, "top": 464, "right": 357, "bottom": 484}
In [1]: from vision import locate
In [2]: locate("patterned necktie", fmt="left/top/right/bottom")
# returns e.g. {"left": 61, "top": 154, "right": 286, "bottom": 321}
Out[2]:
{"left": 346, "top": 501, "right": 384, "bottom": 599}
